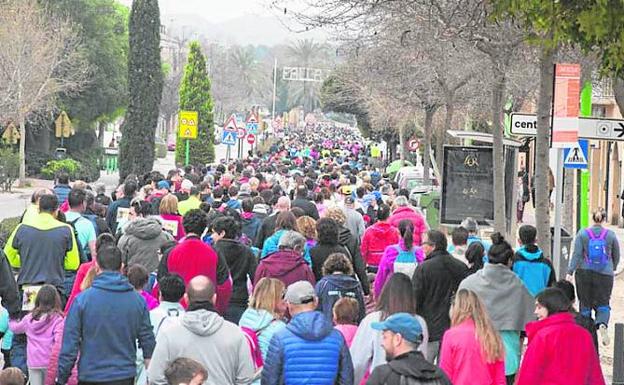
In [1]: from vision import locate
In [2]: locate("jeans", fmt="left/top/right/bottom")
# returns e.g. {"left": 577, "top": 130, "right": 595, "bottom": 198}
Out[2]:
{"left": 10, "top": 334, "right": 27, "bottom": 376}
{"left": 575, "top": 269, "right": 614, "bottom": 326}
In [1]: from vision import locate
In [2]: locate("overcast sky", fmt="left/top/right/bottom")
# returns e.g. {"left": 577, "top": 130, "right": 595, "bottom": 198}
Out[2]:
{"left": 117, "top": 0, "right": 275, "bottom": 22}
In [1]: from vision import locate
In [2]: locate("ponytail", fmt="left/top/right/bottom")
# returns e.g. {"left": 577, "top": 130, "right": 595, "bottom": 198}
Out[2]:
{"left": 488, "top": 232, "right": 514, "bottom": 265}
{"left": 398, "top": 220, "right": 414, "bottom": 250}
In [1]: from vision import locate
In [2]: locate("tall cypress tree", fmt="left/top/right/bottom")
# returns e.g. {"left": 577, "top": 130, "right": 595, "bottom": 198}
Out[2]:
{"left": 119, "top": 0, "right": 162, "bottom": 180}
{"left": 175, "top": 41, "right": 215, "bottom": 165}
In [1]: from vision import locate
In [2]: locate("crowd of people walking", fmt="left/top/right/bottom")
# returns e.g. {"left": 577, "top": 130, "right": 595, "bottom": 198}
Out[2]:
{"left": 0, "top": 125, "right": 614, "bottom": 385}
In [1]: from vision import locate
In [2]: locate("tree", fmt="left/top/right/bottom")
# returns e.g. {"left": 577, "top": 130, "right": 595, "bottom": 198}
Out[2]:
{"left": 175, "top": 41, "right": 215, "bottom": 166}
{"left": 118, "top": 0, "right": 163, "bottom": 181}
{"left": 0, "top": 0, "right": 89, "bottom": 184}
{"left": 46, "top": 0, "right": 129, "bottom": 143}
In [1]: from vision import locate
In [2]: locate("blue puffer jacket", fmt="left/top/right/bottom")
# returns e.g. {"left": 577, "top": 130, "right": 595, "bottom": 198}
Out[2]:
{"left": 512, "top": 245, "right": 556, "bottom": 296}
{"left": 262, "top": 310, "right": 354, "bottom": 385}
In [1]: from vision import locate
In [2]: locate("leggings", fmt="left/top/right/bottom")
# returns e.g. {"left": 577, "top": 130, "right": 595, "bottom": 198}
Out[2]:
{"left": 575, "top": 269, "right": 614, "bottom": 326}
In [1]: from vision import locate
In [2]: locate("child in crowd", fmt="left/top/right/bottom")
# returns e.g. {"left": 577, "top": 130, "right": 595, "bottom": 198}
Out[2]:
{"left": 332, "top": 297, "right": 359, "bottom": 347}
{"left": 9, "top": 285, "right": 64, "bottom": 385}
{"left": 127, "top": 264, "right": 159, "bottom": 310}
{"left": 0, "top": 368, "right": 25, "bottom": 385}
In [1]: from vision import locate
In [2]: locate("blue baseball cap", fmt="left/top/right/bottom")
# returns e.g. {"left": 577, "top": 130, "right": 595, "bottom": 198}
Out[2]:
{"left": 371, "top": 313, "right": 423, "bottom": 343}
{"left": 157, "top": 180, "right": 170, "bottom": 190}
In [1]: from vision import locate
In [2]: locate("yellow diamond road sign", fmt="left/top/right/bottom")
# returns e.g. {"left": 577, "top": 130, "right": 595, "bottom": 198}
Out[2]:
{"left": 179, "top": 111, "right": 198, "bottom": 139}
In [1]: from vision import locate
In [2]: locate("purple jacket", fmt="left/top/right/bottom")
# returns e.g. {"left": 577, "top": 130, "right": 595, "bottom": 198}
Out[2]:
{"left": 374, "top": 241, "right": 424, "bottom": 298}
{"left": 10, "top": 313, "right": 64, "bottom": 368}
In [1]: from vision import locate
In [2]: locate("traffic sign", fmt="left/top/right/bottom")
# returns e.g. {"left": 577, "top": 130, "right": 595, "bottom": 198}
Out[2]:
{"left": 246, "top": 112, "right": 259, "bottom": 134}
{"left": 55, "top": 111, "right": 74, "bottom": 138}
{"left": 510, "top": 113, "right": 624, "bottom": 141}
{"left": 222, "top": 131, "right": 237, "bottom": 146}
{"left": 178, "top": 110, "right": 198, "bottom": 139}
{"left": 408, "top": 138, "right": 420, "bottom": 151}
{"left": 237, "top": 127, "right": 246, "bottom": 139}
{"left": 224, "top": 114, "right": 238, "bottom": 132}
{"left": 222, "top": 114, "right": 238, "bottom": 146}
{"left": 247, "top": 133, "right": 256, "bottom": 145}
{"left": 563, "top": 140, "right": 588, "bottom": 169}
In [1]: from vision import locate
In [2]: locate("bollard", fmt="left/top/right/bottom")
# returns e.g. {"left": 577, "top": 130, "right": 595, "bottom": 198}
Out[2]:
{"left": 614, "top": 323, "right": 624, "bottom": 385}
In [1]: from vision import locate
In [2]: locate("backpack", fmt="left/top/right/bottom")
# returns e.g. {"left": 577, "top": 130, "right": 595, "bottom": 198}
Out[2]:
{"left": 241, "top": 326, "right": 264, "bottom": 370}
{"left": 155, "top": 307, "right": 182, "bottom": 337}
{"left": 585, "top": 228, "right": 610, "bottom": 270}
{"left": 68, "top": 217, "right": 88, "bottom": 263}
{"left": 393, "top": 245, "right": 418, "bottom": 277}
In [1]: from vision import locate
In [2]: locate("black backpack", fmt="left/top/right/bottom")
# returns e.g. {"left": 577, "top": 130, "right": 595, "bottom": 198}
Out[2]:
{"left": 68, "top": 217, "right": 88, "bottom": 263}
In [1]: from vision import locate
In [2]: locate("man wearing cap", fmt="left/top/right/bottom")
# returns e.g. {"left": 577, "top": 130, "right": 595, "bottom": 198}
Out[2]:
{"left": 262, "top": 280, "right": 353, "bottom": 385}
{"left": 367, "top": 313, "right": 451, "bottom": 385}
{"left": 175, "top": 179, "right": 193, "bottom": 202}
{"left": 460, "top": 217, "right": 491, "bottom": 253}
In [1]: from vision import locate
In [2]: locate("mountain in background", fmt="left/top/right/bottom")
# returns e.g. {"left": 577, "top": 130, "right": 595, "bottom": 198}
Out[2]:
{"left": 164, "top": 13, "right": 328, "bottom": 45}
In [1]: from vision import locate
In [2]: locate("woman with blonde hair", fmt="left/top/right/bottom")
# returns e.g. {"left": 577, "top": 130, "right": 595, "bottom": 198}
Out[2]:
{"left": 296, "top": 216, "right": 317, "bottom": 265}
{"left": 239, "top": 278, "right": 287, "bottom": 361}
{"left": 439, "top": 289, "right": 505, "bottom": 385}
{"left": 158, "top": 193, "right": 185, "bottom": 241}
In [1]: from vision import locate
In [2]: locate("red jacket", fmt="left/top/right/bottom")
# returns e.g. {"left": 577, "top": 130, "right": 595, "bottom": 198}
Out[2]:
{"left": 388, "top": 206, "right": 427, "bottom": 246}
{"left": 360, "top": 222, "right": 400, "bottom": 266}
{"left": 254, "top": 249, "right": 315, "bottom": 289}
{"left": 516, "top": 312, "right": 605, "bottom": 385}
{"left": 167, "top": 237, "right": 232, "bottom": 314}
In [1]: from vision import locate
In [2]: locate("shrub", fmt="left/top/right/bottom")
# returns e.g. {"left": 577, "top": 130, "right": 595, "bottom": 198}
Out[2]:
{"left": 0, "top": 216, "right": 20, "bottom": 247}
{"left": 41, "top": 159, "right": 80, "bottom": 179}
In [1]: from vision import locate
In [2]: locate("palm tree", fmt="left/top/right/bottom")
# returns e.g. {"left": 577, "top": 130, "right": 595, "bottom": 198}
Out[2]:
{"left": 286, "top": 39, "right": 328, "bottom": 113}
{"left": 231, "top": 45, "right": 270, "bottom": 108}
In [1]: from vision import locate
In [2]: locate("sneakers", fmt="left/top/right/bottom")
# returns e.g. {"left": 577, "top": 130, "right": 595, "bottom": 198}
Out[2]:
{"left": 599, "top": 324, "right": 610, "bottom": 346}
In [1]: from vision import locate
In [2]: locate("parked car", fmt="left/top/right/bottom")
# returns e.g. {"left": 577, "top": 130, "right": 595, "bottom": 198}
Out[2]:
{"left": 167, "top": 142, "right": 176, "bottom": 151}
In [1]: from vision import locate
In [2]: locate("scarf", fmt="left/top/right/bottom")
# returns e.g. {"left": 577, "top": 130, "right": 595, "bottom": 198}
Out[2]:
{"left": 459, "top": 263, "right": 535, "bottom": 331}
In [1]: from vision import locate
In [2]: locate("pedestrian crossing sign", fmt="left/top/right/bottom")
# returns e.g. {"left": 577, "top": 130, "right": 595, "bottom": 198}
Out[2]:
{"left": 179, "top": 111, "right": 198, "bottom": 139}
{"left": 563, "top": 139, "right": 588, "bottom": 169}
{"left": 222, "top": 130, "right": 237, "bottom": 146}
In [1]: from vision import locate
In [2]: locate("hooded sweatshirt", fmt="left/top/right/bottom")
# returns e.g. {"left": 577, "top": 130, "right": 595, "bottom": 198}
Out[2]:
{"left": 118, "top": 218, "right": 174, "bottom": 272}
{"left": 361, "top": 222, "right": 400, "bottom": 266}
{"left": 9, "top": 313, "right": 64, "bottom": 368}
{"left": 367, "top": 350, "right": 452, "bottom": 385}
{"left": 241, "top": 213, "right": 262, "bottom": 243}
{"left": 512, "top": 244, "right": 556, "bottom": 296}
{"left": 57, "top": 272, "right": 155, "bottom": 384}
{"left": 262, "top": 310, "right": 354, "bottom": 385}
{"left": 315, "top": 274, "right": 366, "bottom": 323}
{"left": 147, "top": 308, "right": 255, "bottom": 385}
{"left": 254, "top": 249, "right": 316, "bottom": 289}
{"left": 261, "top": 229, "right": 287, "bottom": 258}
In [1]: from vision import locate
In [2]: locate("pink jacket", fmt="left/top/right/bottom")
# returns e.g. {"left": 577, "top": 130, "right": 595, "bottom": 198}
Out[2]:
{"left": 373, "top": 241, "right": 424, "bottom": 298}
{"left": 388, "top": 207, "right": 427, "bottom": 246}
{"left": 335, "top": 324, "right": 358, "bottom": 347}
{"left": 140, "top": 290, "right": 159, "bottom": 310}
{"left": 46, "top": 326, "right": 78, "bottom": 385}
{"left": 439, "top": 319, "right": 505, "bottom": 385}
{"left": 9, "top": 313, "right": 64, "bottom": 368}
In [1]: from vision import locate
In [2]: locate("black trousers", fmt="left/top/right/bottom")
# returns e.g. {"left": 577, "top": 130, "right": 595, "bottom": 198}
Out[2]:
{"left": 575, "top": 269, "right": 614, "bottom": 326}
{"left": 79, "top": 378, "right": 134, "bottom": 385}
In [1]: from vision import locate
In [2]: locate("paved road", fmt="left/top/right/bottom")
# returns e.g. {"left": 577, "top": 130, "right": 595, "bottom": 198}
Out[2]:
{"left": 0, "top": 140, "right": 256, "bottom": 221}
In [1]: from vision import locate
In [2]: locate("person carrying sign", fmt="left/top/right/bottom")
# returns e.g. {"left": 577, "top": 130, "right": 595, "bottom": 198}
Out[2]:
{"left": 567, "top": 209, "right": 620, "bottom": 347}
